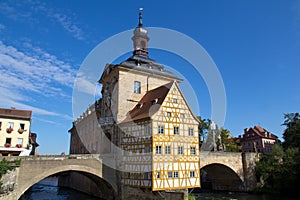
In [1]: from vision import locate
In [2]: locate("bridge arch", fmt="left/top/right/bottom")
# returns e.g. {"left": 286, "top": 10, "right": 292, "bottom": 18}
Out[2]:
{"left": 200, "top": 163, "right": 245, "bottom": 191}
{"left": 13, "top": 156, "right": 117, "bottom": 200}
{"left": 18, "top": 165, "right": 116, "bottom": 200}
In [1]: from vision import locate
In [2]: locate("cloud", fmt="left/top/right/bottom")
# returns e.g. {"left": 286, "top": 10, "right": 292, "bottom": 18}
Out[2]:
{"left": 52, "top": 13, "right": 85, "bottom": 41}
{"left": 0, "top": 0, "right": 86, "bottom": 41}
{"left": 74, "top": 73, "right": 99, "bottom": 96}
{"left": 0, "top": 40, "right": 77, "bottom": 118}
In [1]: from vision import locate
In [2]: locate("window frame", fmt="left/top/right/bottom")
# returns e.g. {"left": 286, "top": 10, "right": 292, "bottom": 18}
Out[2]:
{"left": 178, "top": 146, "right": 184, "bottom": 155}
{"left": 188, "top": 128, "right": 194, "bottom": 136}
{"left": 165, "top": 146, "right": 171, "bottom": 154}
{"left": 158, "top": 125, "right": 164, "bottom": 134}
{"left": 174, "top": 171, "right": 179, "bottom": 178}
{"left": 156, "top": 146, "right": 162, "bottom": 154}
{"left": 134, "top": 81, "right": 141, "bottom": 94}
{"left": 190, "top": 146, "right": 196, "bottom": 155}
{"left": 156, "top": 172, "right": 161, "bottom": 179}
{"left": 174, "top": 126, "right": 179, "bottom": 135}
{"left": 190, "top": 171, "right": 195, "bottom": 178}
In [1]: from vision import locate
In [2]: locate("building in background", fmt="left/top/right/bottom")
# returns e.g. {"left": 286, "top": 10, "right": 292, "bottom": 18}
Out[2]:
{"left": 0, "top": 107, "right": 39, "bottom": 156}
{"left": 240, "top": 125, "right": 279, "bottom": 154}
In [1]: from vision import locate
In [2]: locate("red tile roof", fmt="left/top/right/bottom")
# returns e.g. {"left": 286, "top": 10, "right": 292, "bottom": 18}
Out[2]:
{"left": 244, "top": 125, "right": 278, "bottom": 139}
{"left": 122, "top": 81, "right": 174, "bottom": 123}
{"left": 0, "top": 108, "right": 32, "bottom": 120}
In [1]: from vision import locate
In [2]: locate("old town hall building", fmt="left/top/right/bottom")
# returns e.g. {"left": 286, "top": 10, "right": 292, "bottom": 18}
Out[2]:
{"left": 69, "top": 10, "right": 200, "bottom": 199}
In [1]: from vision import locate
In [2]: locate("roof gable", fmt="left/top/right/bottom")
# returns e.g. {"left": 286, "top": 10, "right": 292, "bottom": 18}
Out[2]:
{"left": 152, "top": 82, "right": 199, "bottom": 123}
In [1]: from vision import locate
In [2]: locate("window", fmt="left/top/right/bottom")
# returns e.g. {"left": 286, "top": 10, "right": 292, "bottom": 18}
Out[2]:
{"left": 156, "top": 172, "right": 160, "bottom": 179}
{"left": 178, "top": 146, "right": 184, "bottom": 155}
{"left": 19, "top": 123, "right": 25, "bottom": 129}
{"left": 167, "top": 112, "right": 171, "bottom": 117}
{"left": 134, "top": 173, "right": 139, "bottom": 179}
{"left": 144, "top": 172, "right": 148, "bottom": 179}
{"left": 17, "top": 138, "right": 23, "bottom": 145}
{"left": 152, "top": 98, "right": 158, "bottom": 105}
{"left": 180, "top": 113, "right": 185, "bottom": 118}
{"left": 145, "top": 125, "right": 150, "bottom": 134}
{"left": 0, "top": 121, "right": 2, "bottom": 129}
{"left": 5, "top": 138, "right": 11, "bottom": 145}
{"left": 128, "top": 172, "right": 131, "bottom": 179}
{"left": 168, "top": 171, "right": 172, "bottom": 178}
{"left": 156, "top": 146, "right": 162, "bottom": 154}
{"left": 189, "top": 128, "right": 194, "bottom": 136}
{"left": 174, "top": 171, "right": 178, "bottom": 178}
{"left": 8, "top": 122, "right": 14, "bottom": 128}
{"left": 174, "top": 126, "right": 179, "bottom": 135}
{"left": 158, "top": 125, "right": 164, "bottom": 134}
{"left": 190, "top": 171, "right": 195, "bottom": 178}
{"left": 173, "top": 99, "right": 177, "bottom": 103}
{"left": 134, "top": 81, "right": 141, "bottom": 94}
{"left": 165, "top": 146, "right": 171, "bottom": 154}
{"left": 191, "top": 146, "right": 196, "bottom": 155}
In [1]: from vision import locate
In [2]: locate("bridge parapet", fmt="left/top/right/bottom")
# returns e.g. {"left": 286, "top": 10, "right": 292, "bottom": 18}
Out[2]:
{"left": 2, "top": 154, "right": 102, "bottom": 161}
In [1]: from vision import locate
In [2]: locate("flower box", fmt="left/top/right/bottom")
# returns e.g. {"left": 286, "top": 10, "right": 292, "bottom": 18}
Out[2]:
{"left": 5, "top": 143, "right": 11, "bottom": 148}
{"left": 16, "top": 144, "right": 22, "bottom": 148}
{"left": 6, "top": 128, "right": 13, "bottom": 133}
{"left": 18, "top": 129, "right": 25, "bottom": 134}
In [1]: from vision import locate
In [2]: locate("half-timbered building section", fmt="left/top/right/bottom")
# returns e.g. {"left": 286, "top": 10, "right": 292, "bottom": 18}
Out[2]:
{"left": 120, "top": 81, "right": 200, "bottom": 191}
{"left": 151, "top": 81, "right": 200, "bottom": 190}
{"left": 120, "top": 120, "right": 152, "bottom": 188}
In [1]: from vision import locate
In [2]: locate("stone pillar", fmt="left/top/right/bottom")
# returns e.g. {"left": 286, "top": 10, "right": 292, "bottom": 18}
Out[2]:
{"left": 242, "top": 152, "right": 259, "bottom": 191}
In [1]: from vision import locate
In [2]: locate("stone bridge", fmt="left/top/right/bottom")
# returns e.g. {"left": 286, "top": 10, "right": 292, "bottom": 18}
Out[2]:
{"left": 0, "top": 152, "right": 260, "bottom": 200}
{"left": 1, "top": 154, "right": 118, "bottom": 200}
{"left": 200, "top": 151, "right": 259, "bottom": 192}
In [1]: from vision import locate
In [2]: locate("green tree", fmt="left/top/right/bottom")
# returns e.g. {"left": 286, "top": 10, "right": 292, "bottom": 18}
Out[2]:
{"left": 255, "top": 113, "right": 300, "bottom": 195}
{"left": 197, "top": 116, "right": 210, "bottom": 142}
{"left": 282, "top": 112, "right": 300, "bottom": 149}
{"left": 256, "top": 145, "right": 284, "bottom": 189}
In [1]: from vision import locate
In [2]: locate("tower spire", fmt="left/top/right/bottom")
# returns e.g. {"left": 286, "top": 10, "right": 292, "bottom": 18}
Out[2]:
{"left": 138, "top": 7, "right": 143, "bottom": 27}
{"left": 132, "top": 7, "right": 149, "bottom": 56}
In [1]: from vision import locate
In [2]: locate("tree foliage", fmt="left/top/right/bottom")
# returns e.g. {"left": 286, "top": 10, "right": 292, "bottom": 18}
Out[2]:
{"left": 282, "top": 112, "right": 300, "bottom": 149}
{"left": 255, "top": 113, "right": 300, "bottom": 195}
{"left": 197, "top": 116, "right": 210, "bottom": 142}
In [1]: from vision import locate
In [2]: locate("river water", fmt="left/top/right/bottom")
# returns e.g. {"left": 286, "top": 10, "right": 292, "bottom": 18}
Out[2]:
{"left": 20, "top": 177, "right": 296, "bottom": 200}
{"left": 19, "top": 177, "right": 103, "bottom": 200}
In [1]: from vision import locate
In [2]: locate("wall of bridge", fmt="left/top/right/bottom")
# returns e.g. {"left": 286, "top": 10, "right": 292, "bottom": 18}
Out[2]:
{"left": 0, "top": 152, "right": 260, "bottom": 199}
{"left": 200, "top": 152, "right": 259, "bottom": 191}
{"left": 0, "top": 155, "right": 115, "bottom": 200}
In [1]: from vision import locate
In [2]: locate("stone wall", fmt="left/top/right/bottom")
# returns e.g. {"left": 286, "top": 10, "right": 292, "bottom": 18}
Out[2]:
{"left": 122, "top": 186, "right": 188, "bottom": 200}
{"left": 0, "top": 168, "right": 19, "bottom": 200}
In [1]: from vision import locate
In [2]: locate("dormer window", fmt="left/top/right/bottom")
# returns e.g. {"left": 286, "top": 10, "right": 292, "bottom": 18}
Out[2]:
{"left": 136, "top": 103, "right": 143, "bottom": 109}
{"left": 134, "top": 81, "right": 141, "bottom": 94}
{"left": 152, "top": 98, "right": 158, "bottom": 105}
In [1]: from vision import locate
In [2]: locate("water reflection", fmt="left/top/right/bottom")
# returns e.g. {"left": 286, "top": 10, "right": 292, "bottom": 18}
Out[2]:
{"left": 20, "top": 177, "right": 102, "bottom": 200}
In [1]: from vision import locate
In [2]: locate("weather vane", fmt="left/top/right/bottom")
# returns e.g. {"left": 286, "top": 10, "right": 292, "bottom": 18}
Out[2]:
{"left": 138, "top": 7, "right": 143, "bottom": 27}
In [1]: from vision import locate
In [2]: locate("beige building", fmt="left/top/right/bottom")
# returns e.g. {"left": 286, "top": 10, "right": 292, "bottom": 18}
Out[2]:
{"left": 0, "top": 107, "right": 33, "bottom": 156}
{"left": 69, "top": 10, "right": 200, "bottom": 197}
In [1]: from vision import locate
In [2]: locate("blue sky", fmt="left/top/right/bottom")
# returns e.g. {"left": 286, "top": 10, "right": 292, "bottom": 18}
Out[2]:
{"left": 0, "top": 0, "right": 299, "bottom": 154}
